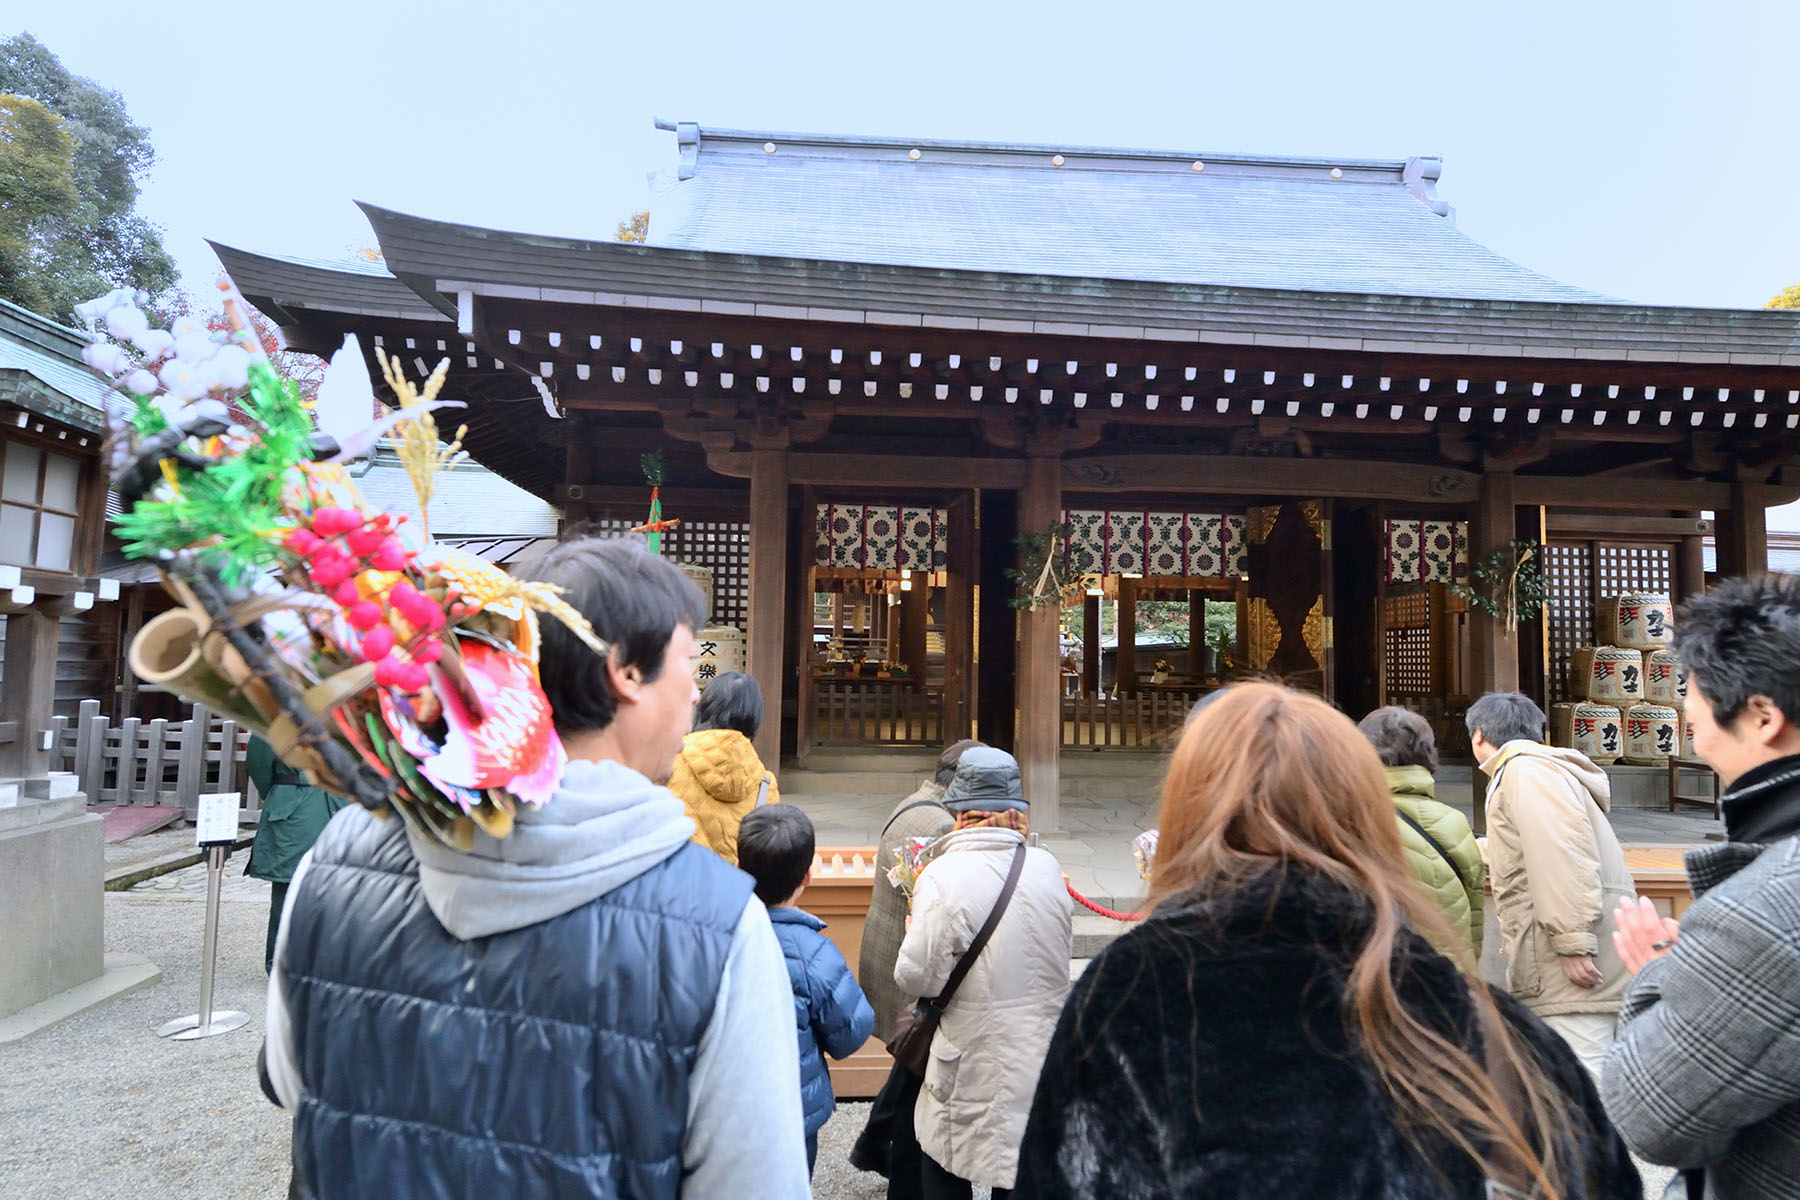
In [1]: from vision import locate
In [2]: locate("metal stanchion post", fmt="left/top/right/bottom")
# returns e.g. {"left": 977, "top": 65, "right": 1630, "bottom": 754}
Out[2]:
{"left": 156, "top": 841, "right": 251, "bottom": 1040}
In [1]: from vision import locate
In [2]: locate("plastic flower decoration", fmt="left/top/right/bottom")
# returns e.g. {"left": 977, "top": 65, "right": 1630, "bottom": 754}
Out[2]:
{"left": 1133, "top": 829, "right": 1160, "bottom": 883}
{"left": 87, "top": 280, "right": 606, "bottom": 851}
{"left": 885, "top": 835, "right": 939, "bottom": 901}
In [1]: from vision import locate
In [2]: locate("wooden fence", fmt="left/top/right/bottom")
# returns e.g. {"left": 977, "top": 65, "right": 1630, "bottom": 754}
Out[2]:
{"left": 1062, "top": 687, "right": 1211, "bottom": 748}
{"left": 812, "top": 681, "right": 944, "bottom": 746}
{"left": 49, "top": 699, "right": 257, "bottom": 819}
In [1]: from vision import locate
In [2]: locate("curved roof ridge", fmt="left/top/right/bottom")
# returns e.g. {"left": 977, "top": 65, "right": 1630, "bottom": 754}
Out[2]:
{"left": 663, "top": 119, "right": 1417, "bottom": 174}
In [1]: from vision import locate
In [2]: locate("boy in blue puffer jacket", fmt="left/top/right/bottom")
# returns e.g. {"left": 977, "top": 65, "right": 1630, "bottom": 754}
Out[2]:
{"left": 738, "top": 805, "right": 876, "bottom": 1173}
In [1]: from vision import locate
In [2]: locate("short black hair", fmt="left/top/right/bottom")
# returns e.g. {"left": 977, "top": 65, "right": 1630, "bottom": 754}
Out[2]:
{"left": 737, "top": 805, "right": 815, "bottom": 907}
{"left": 1465, "top": 691, "right": 1546, "bottom": 748}
{"left": 1358, "top": 706, "right": 1440, "bottom": 773}
{"left": 1674, "top": 574, "right": 1800, "bottom": 727}
{"left": 693, "top": 672, "right": 763, "bottom": 738}
{"left": 935, "top": 739, "right": 985, "bottom": 787}
{"left": 518, "top": 536, "right": 706, "bottom": 734}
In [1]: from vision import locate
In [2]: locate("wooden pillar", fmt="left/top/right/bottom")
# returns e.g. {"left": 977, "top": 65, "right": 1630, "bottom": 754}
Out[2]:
{"left": 1676, "top": 533, "right": 1707, "bottom": 600}
{"left": 747, "top": 448, "right": 789, "bottom": 770}
{"left": 1188, "top": 590, "right": 1205, "bottom": 677}
{"left": 1717, "top": 482, "right": 1769, "bottom": 579}
{"left": 1082, "top": 592, "right": 1101, "bottom": 695}
{"left": 792, "top": 488, "right": 818, "bottom": 763}
{"left": 898, "top": 584, "right": 928, "bottom": 682}
{"left": 1016, "top": 453, "right": 1062, "bottom": 831}
{"left": 1117, "top": 579, "right": 1138, "bottom": 693}
{"left": 977, "top": 489, "right": 1018, "bottom": 752}
{"left": 0, "top": 607, "right": 60, "bottom": 780}
{"left": 1469, "top": 471, "right": 1518, "bottom": 835}
{"left": 943, "top": 491, "right": 974, "bottom": 744}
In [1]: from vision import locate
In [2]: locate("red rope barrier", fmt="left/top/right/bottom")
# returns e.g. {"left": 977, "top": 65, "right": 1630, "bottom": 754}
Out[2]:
{"left": 1067, "top": 882, "right": 1144, "bottom": 922}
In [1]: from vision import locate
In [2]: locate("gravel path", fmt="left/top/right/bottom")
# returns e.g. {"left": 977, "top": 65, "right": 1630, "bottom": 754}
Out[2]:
{"left": 0, "top": 858, "right": 1668, "bottom": 1199}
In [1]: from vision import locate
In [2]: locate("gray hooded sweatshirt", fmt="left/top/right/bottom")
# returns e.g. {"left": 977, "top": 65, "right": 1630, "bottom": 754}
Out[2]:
{"left": 263, "top": 757, "right": 809, "bottom": 1198}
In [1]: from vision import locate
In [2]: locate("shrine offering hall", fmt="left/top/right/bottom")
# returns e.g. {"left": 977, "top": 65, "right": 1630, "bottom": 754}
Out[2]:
{"left": 217, "top": 123, "right": 1800, "bottom": 830}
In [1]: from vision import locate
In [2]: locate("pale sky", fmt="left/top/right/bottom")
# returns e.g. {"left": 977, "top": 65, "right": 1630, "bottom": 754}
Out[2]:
{"left": 12, "top": 0, "right": 1800, "bottom": 311}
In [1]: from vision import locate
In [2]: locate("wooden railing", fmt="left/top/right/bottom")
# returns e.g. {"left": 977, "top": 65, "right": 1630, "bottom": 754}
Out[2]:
{"left": 812, "top": 680, "right": 943, "bottom": 746}
{"left": 1062, "top": 686, "right": 1211, "bottom": 748}
{"left": 49, "top": 699, "right": 256, "bottom": 819}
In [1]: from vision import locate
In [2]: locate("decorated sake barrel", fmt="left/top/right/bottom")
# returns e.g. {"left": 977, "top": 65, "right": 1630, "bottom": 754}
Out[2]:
{"left": 677, "top": 563, "right": 715, "bottom": 623}
{"left": 1572, "top": 646, "right": 1643, "bottom": 705}
{"left": 1597, "top": 593, "right": 1674, "bottom": 652}
{"left": 1567, "top": 702, "right": 1624, "bottom": 765}
{"left": 693, "top": 624, "right": 744, "bottom": 690}
{"left": 1550, "top": 703, "right": 1576, "bottom": 750}
{"left": 1645, "top": 649, "right": 1686, "bottom": 706}
{"left": 1624, "top": 703, "right": 1682, "bottom": 765}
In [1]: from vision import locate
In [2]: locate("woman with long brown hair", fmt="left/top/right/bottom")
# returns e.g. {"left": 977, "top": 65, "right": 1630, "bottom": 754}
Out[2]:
{"left": 1015, "top": 683, "right": 1640, "bottom": 1200}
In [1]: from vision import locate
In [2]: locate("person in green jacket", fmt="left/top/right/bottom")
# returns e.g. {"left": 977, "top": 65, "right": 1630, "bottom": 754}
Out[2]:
{"left": 1357, "top": 706, "right": 1485, "bottom": 961}
{"left": 245, "top": 735, "right": 347, "bottom": 972}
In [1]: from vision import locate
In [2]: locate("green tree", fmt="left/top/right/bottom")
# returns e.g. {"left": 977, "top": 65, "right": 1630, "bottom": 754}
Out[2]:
{"left": 1767, "top": 283, "right": 1800, "bottom": 310}
{"left": 0, "top": 33, "right": 175, "bottom": 321}
{"left": 616, "top": 210, "right": 649, "bottom": 243}
{"left": 0, "top": 94, "right": 77, "bottom": 312}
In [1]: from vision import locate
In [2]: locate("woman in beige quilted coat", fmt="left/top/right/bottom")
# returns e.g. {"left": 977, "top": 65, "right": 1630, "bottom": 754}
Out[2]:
{"left": 894, "top": 747, "right": 1072, "bottom": 1199}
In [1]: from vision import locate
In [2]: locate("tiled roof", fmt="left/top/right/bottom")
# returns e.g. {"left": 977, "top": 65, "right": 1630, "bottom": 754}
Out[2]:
{"left": 207, "top": 243, "right": 448, "bottom": 323}
{"left": 0, "top": 298, "right": 114, "bottom": 432}
{"left": 349, "top": 456, "right": 558, "bottom": 538}
{"left": 647, "top": 124, "right": 1614, "bottom": 304}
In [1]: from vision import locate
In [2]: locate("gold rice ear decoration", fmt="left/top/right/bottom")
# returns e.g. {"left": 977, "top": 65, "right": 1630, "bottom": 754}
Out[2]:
{"left": 377, "top": 350, "right": 464, "bottom": 540}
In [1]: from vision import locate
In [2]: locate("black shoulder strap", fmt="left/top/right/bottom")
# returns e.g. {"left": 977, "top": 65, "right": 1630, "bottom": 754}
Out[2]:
{"left": 1397, "top": 809, "right": 1459, "bottom": 878}
{"left": 931, "top": 843, "right": 1027, "bottom": 1009}
{"left": 881, "top": 795, "right": 950, "bottom": 837}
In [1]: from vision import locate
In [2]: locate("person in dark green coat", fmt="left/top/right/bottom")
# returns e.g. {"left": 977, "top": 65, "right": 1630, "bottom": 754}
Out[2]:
{"left": 1357, "top": 706, "right": 1486, "bottom": 961}
{"left": 245, "top": 735, "right": 347, "bottom": 972}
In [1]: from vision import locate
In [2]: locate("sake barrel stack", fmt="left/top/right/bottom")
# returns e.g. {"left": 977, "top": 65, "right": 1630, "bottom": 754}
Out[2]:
{"left": 1572, "top": 646, "right": 1644, "bottom": 707}
{"left": 1680, "top": 712, "right": 1697, "bottom": 761}
{"left": 1646, "top": 649, "right": 1686, "bottom": 706}
{"left": 1623, "top": 704, "right": 1682, "bottom": 765}
{"left": 677, "top": 563, "right": 715, "bottom": 622}
{"left": 1597, "top": 594, "right": 1674, "bottom": 652}
{"left": 693, "top": 625, "right": 744, "bottom": 690}
{"left": 1564, "top": 701, "right": 1625, "bottom": 765}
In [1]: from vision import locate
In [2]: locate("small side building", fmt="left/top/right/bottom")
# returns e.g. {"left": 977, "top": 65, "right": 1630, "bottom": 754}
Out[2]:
{"left": 0, "top": 298, "right": 121, "bottom": 1022}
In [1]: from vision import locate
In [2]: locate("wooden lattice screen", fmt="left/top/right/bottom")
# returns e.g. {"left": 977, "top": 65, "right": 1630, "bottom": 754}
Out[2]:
{"left": 573, "top": 516, "right": 751, "bottom": 629}
{"left": 1545, "top": 539, "right": 1674, "bottom": 704}
{"left": 1382, "top": 591, "right": 1433, "bottom": 696}
{"left": 1545, "top": 542, "right": 1593, "bottom": 705}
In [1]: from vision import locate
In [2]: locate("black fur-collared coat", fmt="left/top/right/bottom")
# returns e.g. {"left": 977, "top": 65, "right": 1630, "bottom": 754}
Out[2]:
{"left": 1015, "top": 868, "right": 1641, "bottom": 1200}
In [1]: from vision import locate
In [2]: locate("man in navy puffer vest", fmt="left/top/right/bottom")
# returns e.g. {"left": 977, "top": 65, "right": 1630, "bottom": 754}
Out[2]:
{"left": 260, "top": 537, "right": 809, "bottom": 1198}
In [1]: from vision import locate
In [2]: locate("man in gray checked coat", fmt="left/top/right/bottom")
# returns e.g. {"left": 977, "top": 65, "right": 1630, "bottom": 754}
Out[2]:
{"left": 1604, "top": 574, "right": 1800, "bottom": 1200}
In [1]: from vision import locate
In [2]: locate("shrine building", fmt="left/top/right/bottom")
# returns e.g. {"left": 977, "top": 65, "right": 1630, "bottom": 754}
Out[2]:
{"left": 214, "top": 122, "right": 1800, "bottom": 831}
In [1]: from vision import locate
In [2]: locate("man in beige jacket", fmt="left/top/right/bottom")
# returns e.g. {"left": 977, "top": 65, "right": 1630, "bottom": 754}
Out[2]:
{"left": 1468, "top": 691, "right": 1637, "bottom": 1077}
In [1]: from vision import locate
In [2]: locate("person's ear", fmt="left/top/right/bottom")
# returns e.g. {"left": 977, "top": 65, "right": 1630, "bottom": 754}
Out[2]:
{"left": 605, "top": 655, "right": 645, "bottom": 707}
{"left": 1744, "top": 695, "right": 1793, "bottom": 749}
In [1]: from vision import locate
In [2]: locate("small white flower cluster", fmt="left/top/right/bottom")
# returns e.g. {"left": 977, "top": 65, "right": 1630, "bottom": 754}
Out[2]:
{"left": 75, "top": 288, "right": 253, "bottom": 413}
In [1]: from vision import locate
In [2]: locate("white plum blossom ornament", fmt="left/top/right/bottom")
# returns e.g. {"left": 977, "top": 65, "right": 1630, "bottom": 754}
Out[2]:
{"left": 124, "top": 369, "right": 159, "bottom": 395}
{"left": 104, "top": 304, "right": 150, "bottom": 343}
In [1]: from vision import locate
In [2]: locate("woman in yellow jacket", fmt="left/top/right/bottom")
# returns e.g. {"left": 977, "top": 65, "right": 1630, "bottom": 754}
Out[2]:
{"left": 668, "top": 671, "right": 780, "bottom": 863}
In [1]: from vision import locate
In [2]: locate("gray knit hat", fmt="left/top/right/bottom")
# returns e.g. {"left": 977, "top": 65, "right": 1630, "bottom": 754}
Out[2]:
{"left": 942, "top": 746, "right": 1028, "bottom": 813}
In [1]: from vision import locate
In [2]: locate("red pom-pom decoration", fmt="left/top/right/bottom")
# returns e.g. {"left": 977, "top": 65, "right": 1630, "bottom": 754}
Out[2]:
{"left": 310, "top": 554, "right": 354, "bottom": 590}
{"left": 375, "top": 656, "right": 429, "bottom": 693}
{"left": 331, "top": 580, "right": 361, "bottom": 607}
{"left": 412, "top": 638, "right": 443, "bottom": 664}
{"left": 311, "top": 507, "right": 363, "bottom": 537}
{"left": 370, "top": 541, "right": 407, "bottom": 572}
{"left": 345, "top": 527, "right": 387, "bottom": 557}
{"left": 359, "top": 624, "right": 396, "bottom": 662}
{"left": 346, "top": 601, "right": 384, "bottom": 631}
{"left": 284, "top": 529, "right": 322, "bottom": 556}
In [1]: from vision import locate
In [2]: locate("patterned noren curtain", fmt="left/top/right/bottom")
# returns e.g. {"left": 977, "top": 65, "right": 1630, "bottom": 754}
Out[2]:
{"left": 1062, "top": 509, "right": 1248, "bottom": 578}
{"left": 1383, "top": 520, "right": 1470, "bottom": 585}
{"left": 814, "top": 504, "right": 948, "bottom": 572}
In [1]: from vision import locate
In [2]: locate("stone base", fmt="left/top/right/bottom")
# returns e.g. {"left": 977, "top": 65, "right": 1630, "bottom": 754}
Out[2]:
{"left": 0, "top": 790, "right": 104, "bottom": 1020}
{"left": 0, "top": 953, "right": 161, "bottom": 1043}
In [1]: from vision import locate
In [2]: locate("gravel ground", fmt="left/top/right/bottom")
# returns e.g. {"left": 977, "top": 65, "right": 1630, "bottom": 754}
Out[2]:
{"left": 0, "top": 861, "right": 1668, "bottom": 1199}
